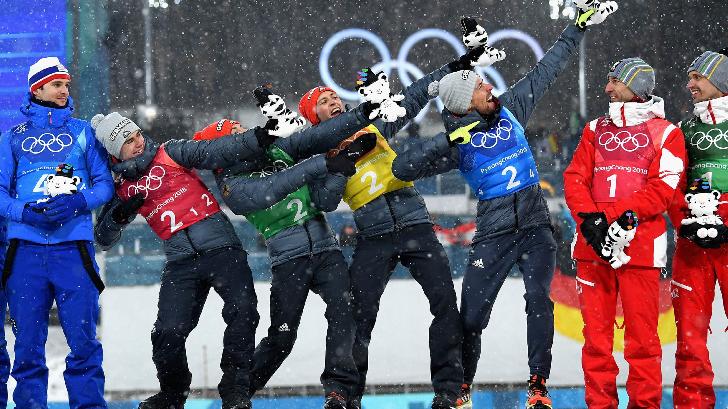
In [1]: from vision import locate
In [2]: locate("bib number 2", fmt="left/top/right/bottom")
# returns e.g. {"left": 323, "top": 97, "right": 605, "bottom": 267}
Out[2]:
{"left": 361, "top": 171, "right": 384, "bottom": 194}
{"left": 286, "top": 198, "right": 308, "bottom": 222}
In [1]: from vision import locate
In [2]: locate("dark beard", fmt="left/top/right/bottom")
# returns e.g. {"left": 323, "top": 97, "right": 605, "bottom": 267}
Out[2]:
{"left": 31, "top": 95, "right": 67, "bottom": 109}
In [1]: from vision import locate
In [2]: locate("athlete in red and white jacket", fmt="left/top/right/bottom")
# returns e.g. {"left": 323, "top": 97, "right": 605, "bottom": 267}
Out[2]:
{"left": 564, "top": 58, "right": 686, "bottom": 409}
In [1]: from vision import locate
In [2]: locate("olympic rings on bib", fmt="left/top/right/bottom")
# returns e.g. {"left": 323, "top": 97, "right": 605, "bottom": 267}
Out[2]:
{"left": 127, "top": 166, "right": 166, "bottom": 199}
{"left": 598, "top": 131, "right": 649, "bottom": 152}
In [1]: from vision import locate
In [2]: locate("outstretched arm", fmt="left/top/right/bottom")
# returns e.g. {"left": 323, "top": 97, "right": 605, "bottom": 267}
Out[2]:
{"left": 275, "top": 103, "right": 374, "bottom": 161}
{"left": 499, "top": 24, "right": 584, "bottom": 125}
{"left": 392, "top": 134, "right": 460, "bottom": 181}
{"left": 218, "top": 155, "right": 330, "bottom": 215}
{"left": 378, "top": 63, "right": 454, "bottom": 138}
{"left": 162, "top": 129, "right": 266, "bottom": 170}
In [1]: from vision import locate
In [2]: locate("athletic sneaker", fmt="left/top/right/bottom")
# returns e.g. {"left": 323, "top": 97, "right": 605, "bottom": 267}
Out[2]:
{"left": 431, "top": 393, "right": 457, "bottom": 409}
{"left": 323, "top": 392, "right": 348, "bottom": 409}
{"left": 526, "top": 374, "right": 553, "bottom": 409}
{"left": 455, "top": 384, "right": 472, "bottom": 408}
{"left": 138, "top": 391, "right": 187, "bottom": 409}
{"left": 348, "top": 396, "right": 362, "bottom": 409}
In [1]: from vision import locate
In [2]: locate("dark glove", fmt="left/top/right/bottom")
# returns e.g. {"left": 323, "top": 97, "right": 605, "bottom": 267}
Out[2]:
{"left": 112, "top": 193, "right": 145, "bottom": 224}
{"left": 679, "top": 222, "right": 728, "bottom": 249}
{"left": 577, "top": 211, "right": 608, "bottom": 249}
{"left": 21, "top": 202, "right": 58, "bottom": 230}
{"left": 332, "top": 132, "right": 378, "bottom": 161}
{"left": 325, "top": 155, "right": 356, "bottom": 177}
{"left": 43, "top": 193, "right": 88, "bottom": 225}
{"left": 254, "top": 123, "right": 277, "bottom": 150}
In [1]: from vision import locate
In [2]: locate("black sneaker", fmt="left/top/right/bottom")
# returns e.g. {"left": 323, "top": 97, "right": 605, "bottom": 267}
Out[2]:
{"left": 138, "top": 391, "right": 187, "bottom": 409}
{"left": 526, "top": 374, "right": 553, "bottom": 409}
{"left": 323, "top": 392, "right": 348, "bottom": 409}
{"left": 348, "top": 396, "right": 362, "bottom": 409}
{"left": 431, "top": 393, "right": 456, "bottom": 409}
{"left": 222, "top": 392, "right": 252, "bottom": 409}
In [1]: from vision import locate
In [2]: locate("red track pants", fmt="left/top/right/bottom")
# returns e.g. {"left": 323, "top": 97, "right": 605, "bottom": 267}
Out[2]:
{"left": 576, "top": 261, "right": 662, "bottom": 409}
{"left": 672, "top": 237, "right": 728, "bottom": 409}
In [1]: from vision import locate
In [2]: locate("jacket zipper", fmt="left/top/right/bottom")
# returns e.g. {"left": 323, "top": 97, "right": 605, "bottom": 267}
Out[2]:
{"left": 48, "top": 111, "right": 52, "bottom": 125}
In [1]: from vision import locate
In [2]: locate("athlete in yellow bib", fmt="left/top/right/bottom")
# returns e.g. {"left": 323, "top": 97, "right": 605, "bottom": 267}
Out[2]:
{"left": 297, "top": 50, "right": 486, "bottom": 408}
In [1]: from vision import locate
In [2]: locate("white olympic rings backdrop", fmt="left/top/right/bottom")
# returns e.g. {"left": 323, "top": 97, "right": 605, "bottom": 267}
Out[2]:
{"left": 597, "top": 131, "right": 649, "bottom": 152}
{"left": 319, "top": 28, "right": 544, "bottom": 123}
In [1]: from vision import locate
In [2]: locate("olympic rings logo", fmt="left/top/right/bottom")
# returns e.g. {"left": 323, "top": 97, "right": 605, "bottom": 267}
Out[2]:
{"left": 251, "top": 159, "right": 289, "bottom": 178}
{"left": 470, "top": 119, "right": 514, "bottom": 148}
{"left": 21, "top": 133, "right": 73, "bottom": 154}
{"left": 319, "top": 28, "right": 544, "bottom": 123}
{"left": 689, "top": 128, "right": 728, "bottom": 151}
{"left": 598, "top": 131, "right": 649, "bottom": 152}
{"left": 127, "top": 165, "right": 165, "bottom": 198}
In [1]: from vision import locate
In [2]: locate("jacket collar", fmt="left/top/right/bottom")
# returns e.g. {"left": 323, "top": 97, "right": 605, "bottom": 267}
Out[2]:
{"left": 608, "top": 96, "right": 665, "bottom": 127}
{"left": 693, "top": 95, "right": 728, "bottom": 125}
{"left": 442, "top": 107, "right": 500, "bottom": 134}
{"left": 20, "top": 93, "right": 74, "bottom": 128}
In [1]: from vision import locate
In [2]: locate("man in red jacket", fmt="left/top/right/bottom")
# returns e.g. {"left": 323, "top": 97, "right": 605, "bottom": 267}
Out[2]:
{"left": 668, "top": 50, "right": 728, "bottom": 409}
{"left": 564, "top": 57, "right": 686, "bottom": 408}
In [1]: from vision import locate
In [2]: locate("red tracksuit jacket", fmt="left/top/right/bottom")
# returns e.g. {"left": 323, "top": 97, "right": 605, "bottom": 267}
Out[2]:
{"left": 564, "top": 97, "right": 687, "bottom": 268}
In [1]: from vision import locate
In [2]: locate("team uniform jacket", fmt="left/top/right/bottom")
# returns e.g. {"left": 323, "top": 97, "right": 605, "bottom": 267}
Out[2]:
{"left": 564, "top": 96, "right": 686, "bottom": 268}
{"left": 0, "top": 94, "right": 113, "bottom": 244}
{"left": 392, "top": 24, "right": 585, "bottom": 243}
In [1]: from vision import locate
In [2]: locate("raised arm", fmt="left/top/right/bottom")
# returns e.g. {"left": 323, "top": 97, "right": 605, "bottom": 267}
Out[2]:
{"left": 377, "top": 63, "right": 454, "bottom": 138}
{"left": 499, "top": 25, "right": 584, "bottom": 125}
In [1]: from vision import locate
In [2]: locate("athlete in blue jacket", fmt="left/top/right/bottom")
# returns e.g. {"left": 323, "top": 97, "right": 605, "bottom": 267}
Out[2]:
{"left": 0, "top": 57, "right": 113, "bottom": 409}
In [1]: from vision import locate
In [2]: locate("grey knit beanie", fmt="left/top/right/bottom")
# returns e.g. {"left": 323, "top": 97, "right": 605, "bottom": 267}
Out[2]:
{"left": 608, "top": 57, "right": 655, "bottom": 100}
{"left": 687, "top": 51, "right": 728, "bottom": 94}
{"left": 90, "top": 112, "right": 141, "bottom": 158}
{"left": 428, "top": 70, "right": 478, "bottom": 115}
